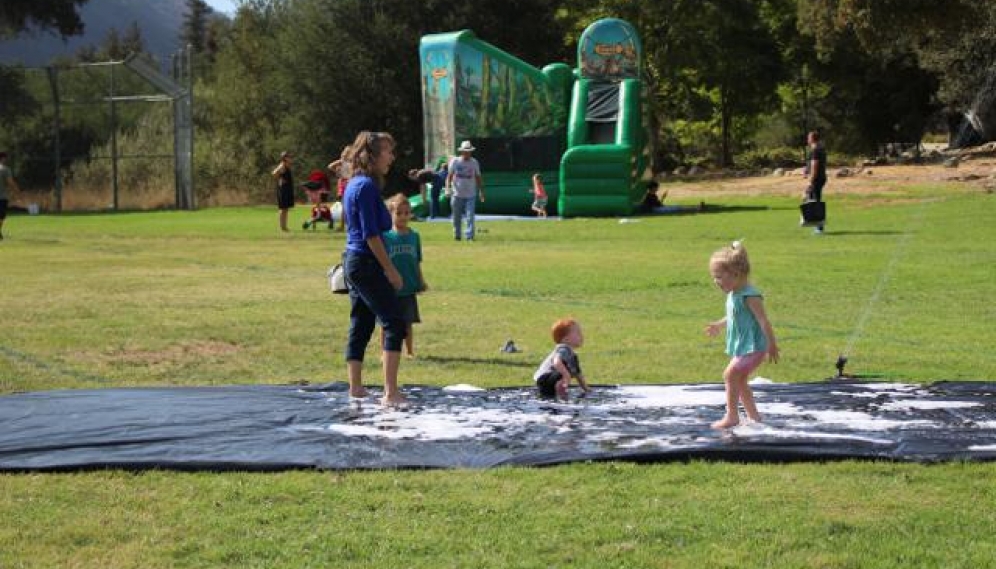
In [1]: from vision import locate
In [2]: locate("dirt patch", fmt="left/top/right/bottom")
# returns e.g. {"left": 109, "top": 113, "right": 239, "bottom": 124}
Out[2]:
{"left": 104, "top": 341, "right": 241, "bottom": 366}
{"left": 661, "top": 156, "right": 996, "bottom": 199}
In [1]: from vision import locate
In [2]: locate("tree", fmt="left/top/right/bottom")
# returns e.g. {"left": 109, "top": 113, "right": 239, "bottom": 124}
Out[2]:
{"left": 695, "top": 0, "right": 784, "bottom": 166}
{"left": 0, "top": 66, "right": 39, "bottom": 125}
{"left": 198, "top": 0, "right": 286, "bottom": 195}
{"left": 0, "top": 0, "right": 90, "bottom": 38}
{"left": 201, "top": 0, "right": 569, "bottom": 196}
{"left": 73, "top": 23, "right": 146, "bottom": 62}
{"left": 1, "top": 0, "right": 92, "bottom": 130}
{"left": 180, "top": 0, "right": 213, "bottom": 54}
{"left": 120, "top": 21, "right": 146, "bottom": 56}
{"left": 797, "top": 0, "right": 978, "bottom": 59}
{"left": 798, "top": 0, "right": 995, "bottom": 112}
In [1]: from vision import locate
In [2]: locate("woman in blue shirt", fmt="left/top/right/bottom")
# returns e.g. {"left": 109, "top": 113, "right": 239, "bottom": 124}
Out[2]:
{"left": 341, "top": 131, "right": 407, "bottom": 407}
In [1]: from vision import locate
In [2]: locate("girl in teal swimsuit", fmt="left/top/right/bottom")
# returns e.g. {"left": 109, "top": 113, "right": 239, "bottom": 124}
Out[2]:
{"left": 705, "top": 241, "right": 780, "bottom": 429}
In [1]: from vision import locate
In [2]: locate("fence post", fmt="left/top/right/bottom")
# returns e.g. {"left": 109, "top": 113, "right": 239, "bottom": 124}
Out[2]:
{"left": 46, "top": 66, "right": 63, "bottom": 213}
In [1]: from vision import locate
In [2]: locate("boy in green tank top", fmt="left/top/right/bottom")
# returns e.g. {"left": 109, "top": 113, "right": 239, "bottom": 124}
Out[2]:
{"left": 384, "top": 194, "right": 427, "bottom": 358}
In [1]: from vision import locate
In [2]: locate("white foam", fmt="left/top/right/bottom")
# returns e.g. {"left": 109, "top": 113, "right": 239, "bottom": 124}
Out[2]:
{"left": 308, "top": 383, "right": 987, "bottom": 445}
{"left": 860, "top": 383, "right": 924, "bottom": 393}
{"left": 323, "top": 406, "right": 573, "bottom": 441}
{"left": 609, "top": 385, "right": 726, "bottom": 408}
{"left": 968, "top": 444, "right": 996, "bottom": 451}
{"left": 759, "top": 402, "right": 936, "bottom": 431}
{"left": 736, "top": 424, "right": 893, "bottom": 445}
{"left": 442, "top": 384, "right": 486, "bottom": 392}
{"left": 830, "top": 391, "right": 880, "bottom": 399}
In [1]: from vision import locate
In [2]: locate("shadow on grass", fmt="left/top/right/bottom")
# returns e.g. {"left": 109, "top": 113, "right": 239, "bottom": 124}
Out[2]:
{"left": 819, "top": 230, "right": 904, "bottom": 237}
{"left": 639, "top": 204, "right": 770, "bottom": 217}
{"left": 419, "top": 354, "right": 535, "bottom": 369}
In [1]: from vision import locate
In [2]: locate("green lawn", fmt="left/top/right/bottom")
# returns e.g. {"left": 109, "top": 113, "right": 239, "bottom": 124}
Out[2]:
{"left": 1, "top": 182, "right": 995, "bottom": 568}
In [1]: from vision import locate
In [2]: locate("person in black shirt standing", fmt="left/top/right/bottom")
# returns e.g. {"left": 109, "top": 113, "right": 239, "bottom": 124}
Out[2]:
{"left": 803, "top": 131, "right": 827, "bottom": 234}
{"left": 272, "top": 151, "right": 295, "bottom": 232}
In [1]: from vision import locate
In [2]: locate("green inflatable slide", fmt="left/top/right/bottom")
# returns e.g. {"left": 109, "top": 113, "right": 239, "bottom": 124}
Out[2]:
{"left": 417, "top": 18, "right": 649, "bottom": 217}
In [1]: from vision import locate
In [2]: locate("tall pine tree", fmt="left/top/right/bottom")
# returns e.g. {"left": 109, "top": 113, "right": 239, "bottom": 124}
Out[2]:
{"left": 180, "top": 0, "right": 213, "bottom": 54}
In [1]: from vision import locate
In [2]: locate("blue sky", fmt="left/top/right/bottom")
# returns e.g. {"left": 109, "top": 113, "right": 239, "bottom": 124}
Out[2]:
{"left": 203, "top": 0, "right": 238, "bottom": 16}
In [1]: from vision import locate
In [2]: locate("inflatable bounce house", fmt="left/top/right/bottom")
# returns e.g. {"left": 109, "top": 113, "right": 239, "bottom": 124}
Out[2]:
{"left": 416, "top": 18, "right": 651, "bottom": 217}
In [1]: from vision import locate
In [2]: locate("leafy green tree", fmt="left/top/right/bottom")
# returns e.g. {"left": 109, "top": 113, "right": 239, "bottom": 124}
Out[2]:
{"left": 199, "top": 0, "right": 568, "bottom": 197}
{"left": 0, "top": 0, "right": 90, "bottom": 38}
{"left": 0, "top": 66, "right": 37, "bottom": 119}
{"left": 181, "top": 0, "right": 214, "bottom": 54}
{"left": 798, "top": 0, "right": 994, "bottom": 112}
{"left": 695, "top": 0, "right": 783, "bottom": 166}
{"left": 278, "top": 0, "right": 569, "bottom": 166}
{"left": 2, "top": 0, "right": 92, "bottom": 156}
{"left": 66, "top": 23, "right": 143, "bottom": 61}
{"left": 197, "top": 0, "right": 287, "bottom": 197}
{"left": 120, "top": 21, "right": 145, "bottom": 56}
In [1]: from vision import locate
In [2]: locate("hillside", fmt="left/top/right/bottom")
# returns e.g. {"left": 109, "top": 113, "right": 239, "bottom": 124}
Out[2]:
{"left": 0, "top": 0, "right": 194, "bottom": 66}
{"left": 662, "top": 149, "right": 996, "bottom": 200}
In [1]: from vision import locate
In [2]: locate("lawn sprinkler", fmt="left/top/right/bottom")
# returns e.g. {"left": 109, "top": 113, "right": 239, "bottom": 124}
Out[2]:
{"left": 500, "top": 339, "right": 520, "bottom": 354}
{"left": 834, "top": 354, "right": 849, "bottom": 379}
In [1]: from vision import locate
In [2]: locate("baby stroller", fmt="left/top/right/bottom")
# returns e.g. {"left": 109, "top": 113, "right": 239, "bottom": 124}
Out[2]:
{"left": 302, "top": 170, "right": 331, "bottom": 204}
{"left": 301, "top": 172, "right": 344, "bottom": 230}
{"left": 302, "top": 195, "right": 343, "bottom": 231}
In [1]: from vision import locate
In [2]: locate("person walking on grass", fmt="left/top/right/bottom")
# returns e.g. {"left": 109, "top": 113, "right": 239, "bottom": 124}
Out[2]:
{"left": 341, "top": 131, "right": 408, "bottom": 407}
{"left": 445, "top": 140, "right": 485, "bottom": 240}
{"left": 803, "top": 130, "right": 827, "bottom": 234}
{"left": 383, "top": 194, "right": 427, "bottom": 358}
{"left": 272, "top": 151, "right": 295, "bottom": 232}
{"left": 529, "top": 173, "right": 548, "bottom": 217}
{"left": 0, "top": 151, "right": 22, "bottom": 241}
{"left": 429, "top": 156, "right": 448, "bottom": 219}
{"left": 705, "top": 241, "right": 780, "bottom": 429}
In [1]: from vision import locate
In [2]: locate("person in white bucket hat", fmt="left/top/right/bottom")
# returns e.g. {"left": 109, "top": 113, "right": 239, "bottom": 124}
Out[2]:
{"left": 445, "top": 140, "right": 485, "bottom": 240}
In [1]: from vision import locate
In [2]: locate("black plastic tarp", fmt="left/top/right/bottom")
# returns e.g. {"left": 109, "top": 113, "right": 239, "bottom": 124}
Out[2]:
{"left": 2, "top": 381, "right": 995, "bottom": 471}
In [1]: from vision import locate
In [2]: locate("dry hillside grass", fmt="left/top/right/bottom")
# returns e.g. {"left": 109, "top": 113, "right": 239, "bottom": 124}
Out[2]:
{"left": 662, "top": 151, "right": 996, "bottom": 200}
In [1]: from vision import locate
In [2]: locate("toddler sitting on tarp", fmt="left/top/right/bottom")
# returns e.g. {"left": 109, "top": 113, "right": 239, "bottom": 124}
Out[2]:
{"left": 533, "top": 317, "right": 591, "bottom": 400}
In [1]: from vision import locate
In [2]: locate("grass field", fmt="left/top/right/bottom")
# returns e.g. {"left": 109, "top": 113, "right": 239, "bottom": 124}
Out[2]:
{"left": 1, "top": 178, "right": 995, "bottom": 568}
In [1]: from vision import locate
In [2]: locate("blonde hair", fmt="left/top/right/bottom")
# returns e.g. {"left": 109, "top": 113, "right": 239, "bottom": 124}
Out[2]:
{"left": 344, "top": 131, "right": 395, "bottom": 185}
{"left": 386, "top": 193, "right": 410, "bottom": 213}
{"left": 710, "top": 241, "right": 751, "bottom": 278}
{"left": 551, "top": 317, "right": 578, "bottom": 343}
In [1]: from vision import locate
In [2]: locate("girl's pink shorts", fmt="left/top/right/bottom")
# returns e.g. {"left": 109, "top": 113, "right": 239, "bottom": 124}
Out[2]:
{"left": 729, "top": 351, "right": 766, "bottom": 375}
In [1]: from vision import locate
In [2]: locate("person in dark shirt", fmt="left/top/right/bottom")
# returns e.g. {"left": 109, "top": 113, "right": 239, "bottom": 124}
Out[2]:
{"left": 642, "top": 180, "right": 664, "bottom": 213}
{"left": 803, "top": 131, "right": 827, "bottom": 234}
{"left": 271, "top": 151, "right": 294, "bottom": 232}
